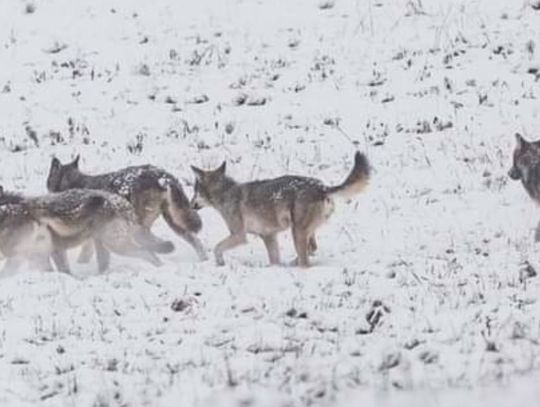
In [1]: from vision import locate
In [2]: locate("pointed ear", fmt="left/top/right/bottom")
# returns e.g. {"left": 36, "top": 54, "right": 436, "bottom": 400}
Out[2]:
{"left": 72, "top": 154, "right": 80, "bottom": 168}
{"left": 0, "top": 185, "right": 4, "bottom": 196}
{"left": 51, "top": 157, "right": 60, "bottom": 169}
{"left": 217, "top": 161, "right": 226, "bottom": 175}
{"left": 191, "top": 165, "right": 204, "bottom": 179}
{"left": 515, "top": 133, "right": 527, "bottom": 148}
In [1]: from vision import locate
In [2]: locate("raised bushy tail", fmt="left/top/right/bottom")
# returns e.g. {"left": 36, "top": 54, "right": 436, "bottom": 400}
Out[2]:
{"left": 163, "top": 180, "right": 202, "bottom": 233}
{"left": 326, "top": 152, "right": 370, "bottom": 198}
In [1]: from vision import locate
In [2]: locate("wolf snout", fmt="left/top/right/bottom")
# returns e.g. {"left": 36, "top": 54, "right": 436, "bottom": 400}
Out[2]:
{"left": 508, "top": 166, "right": 521, "bottom": 180}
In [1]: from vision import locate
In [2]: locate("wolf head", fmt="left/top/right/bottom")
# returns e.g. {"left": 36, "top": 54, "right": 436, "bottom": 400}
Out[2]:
{"left": 508, "top": 134, "right": 540, "bottom": 182}
{"left": 47, "top": 155, "right": 81, "bottom": 192}
{"left": 190, "top": 161, "right": 228, "bottom": 210}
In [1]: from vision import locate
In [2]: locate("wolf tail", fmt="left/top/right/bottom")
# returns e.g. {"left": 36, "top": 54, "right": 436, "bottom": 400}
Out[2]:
{"left": 162, "top": 179, "right": 202, "bottom": 233}
{"left": 326, "top": 151, "right": 370, "bottom": 198}
{"left": 133, "top": 227, "right": 175, "bottom": 254}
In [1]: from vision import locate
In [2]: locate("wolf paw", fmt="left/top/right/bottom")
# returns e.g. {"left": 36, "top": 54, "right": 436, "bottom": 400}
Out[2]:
{"left": 198, "top": 250, "right": 209, "bottom": 262}
{"left": 215, "top": 255, "right": 225, "bottom": 266}
{"left": 308, "top": 237, "right": 318, "bottom": 256}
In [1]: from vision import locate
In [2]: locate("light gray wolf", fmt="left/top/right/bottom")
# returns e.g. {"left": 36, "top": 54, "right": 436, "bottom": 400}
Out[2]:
{"left": 509, "top": 133, "right": 540, "bottom": 240}
{"left": 0, "top": 187, "right": 172, "bottom": 274}
{"left": 46, "top": 155, "right": 207, "bottom": 261}
{"left": 190, "top": 151, "right": 370, "bottom": 267}
{"left": 0, "top": 187, "right": 53, "bottom": 274}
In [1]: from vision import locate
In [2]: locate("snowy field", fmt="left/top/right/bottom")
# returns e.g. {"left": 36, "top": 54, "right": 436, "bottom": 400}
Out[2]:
{"left": 1, "top": 0, "right": 540, "bottom": 405}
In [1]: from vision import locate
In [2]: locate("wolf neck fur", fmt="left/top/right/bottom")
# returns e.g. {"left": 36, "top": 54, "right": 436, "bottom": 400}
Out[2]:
{"left": 63, "top": 170, "right": 93, "bottom": 189}
{"left": 208, "top": 176, "right": 239, "bottom": 209}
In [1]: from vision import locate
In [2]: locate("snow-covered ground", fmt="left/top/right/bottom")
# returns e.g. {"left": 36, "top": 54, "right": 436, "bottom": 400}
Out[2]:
{"left": 1, "top": 0, "right": 540, "bottom": 405}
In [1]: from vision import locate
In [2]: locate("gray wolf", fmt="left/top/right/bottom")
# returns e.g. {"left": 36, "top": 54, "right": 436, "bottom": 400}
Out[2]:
{"left": 0, "top": 187, "right": 53, "bottom": 274}
{"left": 190, "top": 151, "right": 370, "bottom": 267}
{"left": 0, "top": 187, "right": 172, "bottom": 274}
{"left": 509, "top": 133, "right": 540, "bottom": 240}
{"left": 46, "top": 155, "right": 207, "bottom": 261}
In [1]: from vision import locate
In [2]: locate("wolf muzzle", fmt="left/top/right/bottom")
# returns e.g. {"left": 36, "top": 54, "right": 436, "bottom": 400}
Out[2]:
{"left": 508, "top": 166, "right": 521, "bottom": 180}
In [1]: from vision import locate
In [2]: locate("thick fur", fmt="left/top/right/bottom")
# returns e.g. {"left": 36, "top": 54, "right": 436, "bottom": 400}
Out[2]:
{"left": 0, "top": 187, "right": 171, "bottom": 275}
{"left": 47, "top": 156, "right": 206, "bottom": 260}
{"left": 190, "top": 151, "right": 370, "bottom": 267}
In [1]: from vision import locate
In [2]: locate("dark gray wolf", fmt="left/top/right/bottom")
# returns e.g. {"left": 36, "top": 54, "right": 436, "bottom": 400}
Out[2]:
{"left": 46, "top": 155, "right": 207, "bottom": 261}
{"left": 509, "top": 133, "right": 540, "bottom": 240}
{"left": 0, "top": 187, "right": 172, "bottom": 274}
{"left": 190, "top": 151, "right": 370, "bottom": 267}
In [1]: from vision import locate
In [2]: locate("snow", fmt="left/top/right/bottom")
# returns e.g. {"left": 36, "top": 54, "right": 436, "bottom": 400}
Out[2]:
{"left": 1, "top": 0, "right": 540, "bottom": 405}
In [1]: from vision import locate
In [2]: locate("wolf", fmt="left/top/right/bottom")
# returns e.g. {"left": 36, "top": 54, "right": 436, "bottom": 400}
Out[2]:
{"left": 0, "top": 187, "right": 54, "bottom": 274}
{"left": 46, "top": 155, "right": 207, "bottom": 262}
{"left": 0, "top": 187, "right": 173, "bottom": 274}
{"left": 190, "top": 151, "right": 370, "bottom": 267}
{"left": 508, "top": 133, "right": 540, "bottom": 241}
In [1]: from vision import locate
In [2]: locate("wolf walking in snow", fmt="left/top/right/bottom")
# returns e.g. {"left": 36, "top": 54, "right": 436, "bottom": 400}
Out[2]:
{"left": 0, "top": 187, "right": 172, "bottom": 275}
{"left": 190, "top": 151, "right": 370, "bottom": 267}
{"left": 508, "top": 133, "right": 540, "bottom": 240}
{"left": 46, "top": 155, "right": 207, "bottom": 262}
{"left": 0, "top": 187, "right": 53, "bottom": 274}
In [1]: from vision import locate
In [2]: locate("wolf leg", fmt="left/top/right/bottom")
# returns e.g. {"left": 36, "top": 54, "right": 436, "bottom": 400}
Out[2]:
{"left": 105, "top": 239, "right": 162, "bottom": 267}
{"left": 135, "top": 250, "right": 162, "bottom": 267}
{"left": 261, "top": 234, "right": 280, "bottom": 265}
{"left": 51, "top": 250, "right": 71, "bottom": 274}
{"left": 178, "top": 231, "right": 207, "bottom": 261}
{"left": 162, "top": 211, "right": 207, "bottom": 260}
{"left": 214, "top": 234, "right": 247, "bottom": 266}
{"left": 133, "top": 227, "right": 175, "bottom": 254}
{"left": 292, "top": 227, "right": 310, "bottom": 268}
{"left": 308, "top": 236, "right": 318, "bottom": 256}
{"left": 94, "top": 239, "right": 111, "bottom": 273}
{"left": 535, "top": 220, "right": 540, "bottom": 242}
{"left": 77, "top": 240, "right": 94, "bottom": 264}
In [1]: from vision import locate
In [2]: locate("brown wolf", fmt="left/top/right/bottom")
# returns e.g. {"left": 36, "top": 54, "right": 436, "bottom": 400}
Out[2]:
{"left": 190, "top": 152, "right": 370, "bottom": 267}
{"left": 508, "top": 133, "right": 540, "bottom": 240}
{"left": 46, "top": 155, "right": 207, "bottom": 261}
{"left": 0, "top": 187, "right": 172, "bottom": 274}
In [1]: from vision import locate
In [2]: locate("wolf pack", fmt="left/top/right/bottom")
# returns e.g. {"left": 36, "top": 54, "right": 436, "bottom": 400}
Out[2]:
{"left": 0, "top": 147, "right": 370, "bottom": 276}
{"left": 0, "top": 131, "right": 535, "bottom": 276}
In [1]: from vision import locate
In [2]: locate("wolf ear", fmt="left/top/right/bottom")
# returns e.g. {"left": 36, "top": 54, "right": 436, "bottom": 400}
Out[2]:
{"left": 71, "top": 154, "right": 80, "bottom": 168}
{"left": 217, "top": 161, "right": 226, "bottom": 175}
{"left": 515, "top": 133, "right": 528, "bottom": 148}
{"left": 51, "top": 157, "right": 60, "bottom": 169}
{"left": 191, "top": 165, "right": 205, "bottom": 179}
